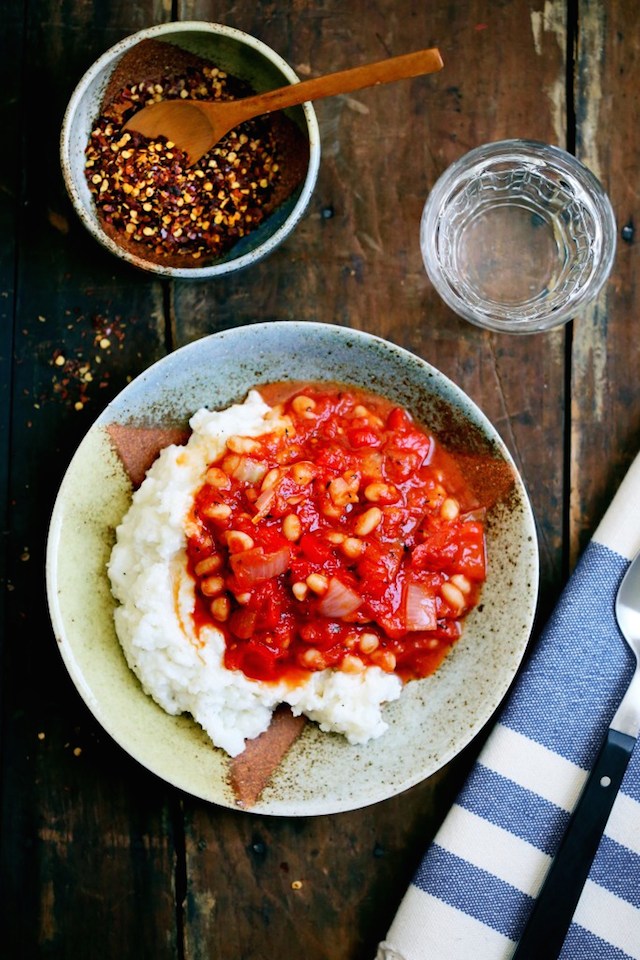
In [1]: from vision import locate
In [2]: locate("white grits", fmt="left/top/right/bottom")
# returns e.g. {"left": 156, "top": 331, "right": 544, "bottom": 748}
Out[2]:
{"left": 108, "top": 391, "right": 402, "bottom": 757}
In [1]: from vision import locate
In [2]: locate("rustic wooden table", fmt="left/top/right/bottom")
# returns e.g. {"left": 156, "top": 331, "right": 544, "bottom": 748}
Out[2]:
{"left": 2, "top": 2, "right": 639, "bottom": 958}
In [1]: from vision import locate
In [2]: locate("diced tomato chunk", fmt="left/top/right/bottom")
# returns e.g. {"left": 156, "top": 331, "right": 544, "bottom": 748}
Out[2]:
{"left": 456, "top": 522, "right": 487, "bottom": 580}
{"left": 382, "top": 448, "right": 422, "bottom": 483}
{"left": 226, "top": 640, "right": 281, "bottom": 681}
{"left": 228, "top": 608, "right": 257, "bottom": 640}
{"left": 386, "top": 407, "right": 412, "bottom": 431}
{"left": 299, "top": 532, "right": 333, "bottom": 564}
{"left": 347, "top": 427, "right": 382, "bottom": 449}
{"left": 411, "top": 520, "right": 486, "bottom": 580}
{"left": 299, "top": 620, "right": 347, "bottom": 652}
{"left": 393, "top": 430, "right": 432, "bottom": 463}
{"left": 411, "top": 535, "right": 457, "bottom": 571}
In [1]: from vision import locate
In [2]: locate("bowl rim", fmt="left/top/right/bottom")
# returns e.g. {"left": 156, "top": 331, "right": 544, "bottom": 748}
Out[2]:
{"left": 45, "top": 321, "right": 540, "bottom": 815}
{"left": 60, "top": 20, "right": 321, "bottom": 279}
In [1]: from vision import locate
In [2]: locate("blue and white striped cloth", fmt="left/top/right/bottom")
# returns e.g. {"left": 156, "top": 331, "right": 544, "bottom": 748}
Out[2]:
{"left": 377, "top": 454, "right": 640, "bottom": 960}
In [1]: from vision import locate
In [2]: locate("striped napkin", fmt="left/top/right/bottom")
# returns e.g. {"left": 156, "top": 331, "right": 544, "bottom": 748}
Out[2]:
{"left": 377, "top": 454, "right": 640, "bottom": 960}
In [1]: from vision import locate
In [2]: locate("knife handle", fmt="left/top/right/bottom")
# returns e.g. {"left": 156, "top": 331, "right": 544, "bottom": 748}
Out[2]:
{"left": 512, "top": 727, "right": 635, "bottom": 960}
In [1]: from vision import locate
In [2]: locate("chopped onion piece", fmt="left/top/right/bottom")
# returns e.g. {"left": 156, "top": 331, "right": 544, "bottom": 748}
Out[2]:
{"left": 404, "top": 583, "right": 437, "bottom": 631}
{"left": 252, "top": 487, "right": 275, "bottom": 522}
{"left": 233, "top": 456, "right": 268, "bottom": 484}
{"left": 317, "top": 577, "right": 363, "bottom": 618}
{"left": 461, "top": 507, "right": 487, "bottom": 523}
{"left": 230, "top": 545, "right": 290, "bottom": 587}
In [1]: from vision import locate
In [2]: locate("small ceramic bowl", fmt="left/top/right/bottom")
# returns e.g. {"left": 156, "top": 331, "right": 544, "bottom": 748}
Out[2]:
{"left": 60, "top": 22, "right": 321, "bottom": 278}
{"left": 46, "top": 322, "right": 539, "bottom": 815}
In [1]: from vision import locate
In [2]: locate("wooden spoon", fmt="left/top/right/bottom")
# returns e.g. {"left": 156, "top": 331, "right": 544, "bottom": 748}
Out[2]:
{"left": 124, "top": 47, "right": 443, "bottom": 165}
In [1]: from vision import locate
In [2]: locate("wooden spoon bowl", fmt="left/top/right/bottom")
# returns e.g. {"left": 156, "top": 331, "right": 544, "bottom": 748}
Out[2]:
{"left": 125, "top": 47, "right": 443, "bottom": 165}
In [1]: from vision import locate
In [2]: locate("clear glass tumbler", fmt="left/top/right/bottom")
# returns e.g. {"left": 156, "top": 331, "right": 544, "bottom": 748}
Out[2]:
{"left": 420, "top": 140, "right": 617, "bottom": 334}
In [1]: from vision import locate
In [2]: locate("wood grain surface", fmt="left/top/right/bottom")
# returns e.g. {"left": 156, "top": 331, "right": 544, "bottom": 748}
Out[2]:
{"left": 1, "top": 2, "right": 638, "bottom": 958}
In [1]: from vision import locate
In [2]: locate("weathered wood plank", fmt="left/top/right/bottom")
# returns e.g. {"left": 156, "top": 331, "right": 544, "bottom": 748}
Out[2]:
{"left": 1, "top": 3, "right": 178, "bottom": 956}
{"left": 571, "top": 0, "right": 640, "bottom": 565}
{"left": 181, "top": 745, "right": 482, "bottom": 960}
{"left": 0, "top": 0, "right": 22, "bottom": 629}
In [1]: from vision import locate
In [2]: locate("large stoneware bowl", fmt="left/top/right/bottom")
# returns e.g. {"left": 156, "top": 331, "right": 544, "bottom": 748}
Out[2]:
{"left": 46, "top": 322, "right": 538, "bottom": 815}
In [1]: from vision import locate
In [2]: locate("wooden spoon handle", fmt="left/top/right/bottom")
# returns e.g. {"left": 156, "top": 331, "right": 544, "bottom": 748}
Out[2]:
{"left": 217, "top": 47, "right": 443, "bottom": 124}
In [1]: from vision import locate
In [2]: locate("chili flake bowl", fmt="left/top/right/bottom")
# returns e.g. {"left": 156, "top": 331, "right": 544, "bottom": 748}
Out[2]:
{"left": 46, "top": 321, "right": 539, "bottom": 816}
{"left": 60, "top": 21, "right": 321, "bottom": 279}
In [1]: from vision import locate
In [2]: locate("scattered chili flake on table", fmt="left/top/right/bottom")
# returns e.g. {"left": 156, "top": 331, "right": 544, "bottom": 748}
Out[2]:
{"left": 92, "top": 313, "right": 127, "bottom": 350}
{"left": 50, "top": 350, "right": 95, "bottom": 410}
{"left": 84, "top": 38, "right": 309, "bottom": 266}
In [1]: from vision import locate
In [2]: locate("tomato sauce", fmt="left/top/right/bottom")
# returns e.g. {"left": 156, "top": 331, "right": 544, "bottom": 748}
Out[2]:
{"left": 186, "top": 384, "right": 487, "bottom": 684}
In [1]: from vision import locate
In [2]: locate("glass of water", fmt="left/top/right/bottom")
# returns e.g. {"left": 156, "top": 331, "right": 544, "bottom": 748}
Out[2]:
{"left": 420, "top": 140, "right": 617, "bottom": 334}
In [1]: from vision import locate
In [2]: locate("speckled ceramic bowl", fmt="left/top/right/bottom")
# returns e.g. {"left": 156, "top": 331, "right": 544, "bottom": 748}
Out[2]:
{"left": 60, "top": 22, "right": 321, "bottom": 278}
{"left": 46, "top": 322, "right": 538, "bottom": 815}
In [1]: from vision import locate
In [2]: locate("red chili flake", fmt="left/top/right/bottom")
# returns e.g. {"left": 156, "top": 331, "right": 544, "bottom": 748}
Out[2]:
{"left": 92, "top": 313, "right": 127, "bottom": 347}
{"left": 49, "top": 352, "right": 95, "bottom": 410}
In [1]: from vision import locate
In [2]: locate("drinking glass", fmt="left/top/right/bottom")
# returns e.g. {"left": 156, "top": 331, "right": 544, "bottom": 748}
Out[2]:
{"left": 420, "top": 140, "right": 617, "bottom": 334}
